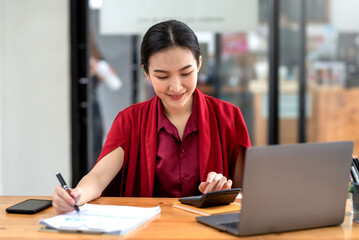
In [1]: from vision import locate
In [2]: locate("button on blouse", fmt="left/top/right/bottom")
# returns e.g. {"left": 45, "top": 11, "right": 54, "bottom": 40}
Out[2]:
{"left": 153, "top": 93, "right": 200, "bottom": 197}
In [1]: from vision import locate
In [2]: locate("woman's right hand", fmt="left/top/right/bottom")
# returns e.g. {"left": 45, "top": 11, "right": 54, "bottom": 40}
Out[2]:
{"left": 51, "top": 186, "right": 82, "bottom": 214}
{"left": 51, "top": 146, "right": 125, "bottom": 214}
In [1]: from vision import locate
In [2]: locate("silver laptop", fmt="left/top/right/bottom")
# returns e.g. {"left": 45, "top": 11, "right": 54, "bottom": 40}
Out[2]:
{"left": 196, "top": 141, "right": 353, "bottom": 236}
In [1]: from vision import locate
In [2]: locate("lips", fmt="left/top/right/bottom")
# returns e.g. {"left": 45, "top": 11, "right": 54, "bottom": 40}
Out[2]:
{"left": 168, "top": 92, "right": 185, "bottom": 100}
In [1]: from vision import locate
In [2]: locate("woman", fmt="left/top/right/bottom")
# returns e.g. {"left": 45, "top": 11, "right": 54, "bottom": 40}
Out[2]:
{"left": 52, "top": 20, "right": 251, "bottom": 213}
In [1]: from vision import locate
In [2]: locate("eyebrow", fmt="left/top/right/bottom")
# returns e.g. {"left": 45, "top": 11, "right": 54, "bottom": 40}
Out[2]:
{"left": 153, "top": 64, "right": 193, "bottom": 73}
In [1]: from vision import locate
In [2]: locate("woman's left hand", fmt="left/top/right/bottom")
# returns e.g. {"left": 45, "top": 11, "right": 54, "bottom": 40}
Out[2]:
{"left": 198, "top": 171, "right": 232, "bottom": 194}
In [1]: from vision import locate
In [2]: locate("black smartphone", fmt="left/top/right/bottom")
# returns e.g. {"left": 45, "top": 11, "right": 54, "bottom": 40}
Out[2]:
{"left": 6, "top": 199, "right": 52, "bottom": 214}
{"left": 179, "top": 188, "right": 241, "bottom": 208}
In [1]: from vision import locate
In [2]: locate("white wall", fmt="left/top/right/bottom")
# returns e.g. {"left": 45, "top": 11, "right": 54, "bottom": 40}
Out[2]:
{"left": 0, "top": 0, "right": 70, "bottom": 195}
{"left": 0, "top": 0, "right": 4, "bottom": 194}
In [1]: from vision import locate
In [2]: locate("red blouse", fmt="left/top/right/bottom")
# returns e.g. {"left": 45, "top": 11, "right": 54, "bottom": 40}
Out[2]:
{"left": 153, "top": 93, "right": 200, "bottom": 197}
{"left": 97, "top": 88, "right": 251, "bottom": 197}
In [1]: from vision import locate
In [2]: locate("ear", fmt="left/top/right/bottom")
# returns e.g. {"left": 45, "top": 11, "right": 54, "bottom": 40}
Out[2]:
{"left": 142, "top": 64, "right": 151, "bottom": 82}
{"left": 197, "top": 55, "right": 202, "bottom": 72}
{"left": 144, "top": 72, "right": 151, "bottom": 82}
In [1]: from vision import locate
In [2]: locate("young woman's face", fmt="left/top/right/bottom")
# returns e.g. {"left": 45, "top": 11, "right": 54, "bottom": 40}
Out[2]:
{"left": 145, "top": 46, "right": 201, "bottom": 114}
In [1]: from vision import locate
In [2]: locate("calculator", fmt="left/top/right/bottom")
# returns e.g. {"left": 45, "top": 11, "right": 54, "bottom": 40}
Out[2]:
{"left": 178, "top": 188, "right": 241, "bottom": 208}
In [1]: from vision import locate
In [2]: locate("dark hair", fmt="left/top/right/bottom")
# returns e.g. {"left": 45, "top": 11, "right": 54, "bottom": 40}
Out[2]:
{"left": 140, "top": 20, "right": 201, "bottom": 74}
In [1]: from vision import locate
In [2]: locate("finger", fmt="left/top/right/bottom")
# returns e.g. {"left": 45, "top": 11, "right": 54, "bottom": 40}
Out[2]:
{"left": 204, "top": 174, "right": 223, "bottom": 194}
{"left": 56, "top": 186, "right": 75, "bottom": 205}
{"left": 53, "top": 186, "right": 76, "bottom": 212}
{"left": 225, "top": 179, "right": 233, "bottom": 189}
{"left": 70, "top": 188, "right": 82, "bottom": 206}
{"left": 52, "top": 191, "right": 74, "bottom": 213}
{"left": 54, "top": 198, "right": 75, "bottom": 213}
{"left": 205, "top": 172, "right": 217, "bottom": 184}
{"left": 198, "top": 182, "right": 208, "bottom": 193}
{"left": 52, "top": 200, "right": 73, "bottom": 214}
{"left": 52, "top": 195, "right": 73, "bottom": 211}
{"left": 217, "top": 179, "right": 232, "bottom": 192}
{"left": 214, "top": 176, "right": 227, "bottom": 192}
{"left": 200, "top": 172, "right": 216, "bottom": 194}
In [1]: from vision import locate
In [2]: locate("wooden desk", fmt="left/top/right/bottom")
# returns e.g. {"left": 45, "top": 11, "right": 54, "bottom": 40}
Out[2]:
{"left": 0, "top": 196, "right": 358, "bottom": 239}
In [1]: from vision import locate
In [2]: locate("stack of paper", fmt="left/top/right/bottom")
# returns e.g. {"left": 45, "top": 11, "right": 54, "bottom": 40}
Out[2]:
{"left": 39, "top": 204, "right": 161, "bottom": 235}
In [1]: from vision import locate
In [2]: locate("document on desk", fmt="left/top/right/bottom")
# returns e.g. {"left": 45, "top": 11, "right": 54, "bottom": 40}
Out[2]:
{"left": 39, "top": 204, "right": 161, "bottom": 235}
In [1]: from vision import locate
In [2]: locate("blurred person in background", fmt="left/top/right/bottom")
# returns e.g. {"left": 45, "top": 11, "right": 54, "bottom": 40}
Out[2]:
{"left": 89, "top": 34, "right": 122, "bottom": 165}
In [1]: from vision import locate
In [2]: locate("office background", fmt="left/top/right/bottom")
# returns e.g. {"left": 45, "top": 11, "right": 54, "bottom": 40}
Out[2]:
{"left": 0, "top": 0, "right": 359, "bottom": 195}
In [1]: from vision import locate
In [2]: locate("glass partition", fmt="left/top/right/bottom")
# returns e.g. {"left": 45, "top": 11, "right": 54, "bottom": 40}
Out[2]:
{"left": 305, "top": 0, "right": 359, "bottom": 154}
{"left": 87, "top": 0, "right": 359, "bottom": 160}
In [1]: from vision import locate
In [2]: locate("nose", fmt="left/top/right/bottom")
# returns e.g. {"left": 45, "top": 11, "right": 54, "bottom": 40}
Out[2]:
{"left": 169, "top": 76, "right": 182, "bottom": 92}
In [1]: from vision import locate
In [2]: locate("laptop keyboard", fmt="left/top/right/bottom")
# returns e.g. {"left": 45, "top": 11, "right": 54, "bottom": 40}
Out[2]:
{"left": 219, "top": 221, "right": 239, "bottom": 230}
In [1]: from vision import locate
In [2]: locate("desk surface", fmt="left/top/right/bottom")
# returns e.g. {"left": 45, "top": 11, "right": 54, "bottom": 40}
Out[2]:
{"left": 0, "top": 196, "right": 358, "bottom": 239}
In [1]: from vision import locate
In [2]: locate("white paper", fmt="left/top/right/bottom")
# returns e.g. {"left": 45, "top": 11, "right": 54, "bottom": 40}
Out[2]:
{"left": 40, "top": 204, "right": 161, "bottom": 235}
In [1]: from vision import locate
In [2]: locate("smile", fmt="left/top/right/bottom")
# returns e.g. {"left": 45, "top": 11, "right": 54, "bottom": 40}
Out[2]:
{"left": 168, "top": 92, "right": 185, "bottom": 100}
